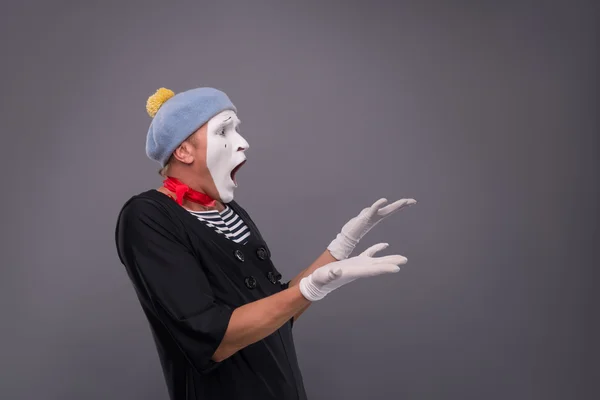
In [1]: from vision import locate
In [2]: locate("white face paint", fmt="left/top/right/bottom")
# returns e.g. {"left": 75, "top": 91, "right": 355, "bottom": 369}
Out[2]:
{"left": 206, "top": 110, "right": 249, "bottom": 203}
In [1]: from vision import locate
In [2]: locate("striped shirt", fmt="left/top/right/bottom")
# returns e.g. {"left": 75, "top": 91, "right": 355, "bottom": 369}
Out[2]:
{"left": 189, "top": 205, "right": 251, "bottom": 245}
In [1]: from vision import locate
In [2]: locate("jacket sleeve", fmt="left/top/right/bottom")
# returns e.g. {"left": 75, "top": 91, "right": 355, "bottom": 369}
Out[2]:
{"left": 116, "top": 198, "right": 234, "bottom": 374}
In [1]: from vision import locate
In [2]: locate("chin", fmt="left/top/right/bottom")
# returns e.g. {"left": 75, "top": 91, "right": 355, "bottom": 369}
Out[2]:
{"left": 220, "top": 194, "right": 234, "bottom": 204}
{"left": 218, "top": 187, "right": 235, "bottom": 204}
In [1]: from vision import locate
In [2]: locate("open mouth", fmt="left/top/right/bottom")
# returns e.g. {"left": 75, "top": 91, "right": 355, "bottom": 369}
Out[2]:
{"left": 230, "top": 160, "right": 246, "bottom": 186}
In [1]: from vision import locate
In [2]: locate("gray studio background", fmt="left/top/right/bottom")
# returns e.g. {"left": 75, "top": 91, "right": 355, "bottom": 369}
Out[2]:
{"left": 1, "top": 1, "right": 598, "bottom": 399}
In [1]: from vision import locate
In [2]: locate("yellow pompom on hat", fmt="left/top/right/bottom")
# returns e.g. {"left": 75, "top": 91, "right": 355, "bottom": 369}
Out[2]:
{"left": 146, "top": 87, "right": 175, "bottom": 118}
{"left": 145, "top": 86, "right": 237, "bottom": 167}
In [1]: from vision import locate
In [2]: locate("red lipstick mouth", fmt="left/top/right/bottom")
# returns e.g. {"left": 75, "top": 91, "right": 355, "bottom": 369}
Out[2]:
{"left": 230, "top": 160, "right": 246, "bottom": 185}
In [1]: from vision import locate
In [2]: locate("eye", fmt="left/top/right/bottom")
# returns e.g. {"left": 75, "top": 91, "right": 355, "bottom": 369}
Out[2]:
{"left": 219, "top": 128, "right": 226, "bottom": 136}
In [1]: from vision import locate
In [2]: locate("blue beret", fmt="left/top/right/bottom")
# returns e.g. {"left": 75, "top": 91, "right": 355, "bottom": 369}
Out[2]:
{"left": 145, "top": 87, "right": 237, "bottom": 167}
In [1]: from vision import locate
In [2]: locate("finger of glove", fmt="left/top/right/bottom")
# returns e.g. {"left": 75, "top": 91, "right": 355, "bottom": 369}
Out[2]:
{"left": 329, "top": 268, "right": 343, "bottom": 279}
{"left": 343, "top": 263, "right": 401, "bottom": 279}
{"left": 378, "top": 198, "right": 417, "bottom": 216}
{"left": 312, "top": 266, "right": 339, "bottom": 285}
{"left": 359, "top": 242, "right": 389, "bottom": 257}
{"left": 371, "top": 254, "right": 408, "bottom": 265}
{"left": 367, "top": 198, "right": 388, "bottom": 216}
{"left": 373, "top": 264, "right": 402, "bottom": 274}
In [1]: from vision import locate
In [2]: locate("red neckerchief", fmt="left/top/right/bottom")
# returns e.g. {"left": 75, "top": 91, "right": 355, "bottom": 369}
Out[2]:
{"left": 163, "top": 176, "right": 216, "bottom": 207}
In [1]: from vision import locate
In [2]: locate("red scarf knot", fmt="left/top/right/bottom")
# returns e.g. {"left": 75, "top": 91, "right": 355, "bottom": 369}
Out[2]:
{"left": 163, "top": 176, "right": 216, "bottom": 207}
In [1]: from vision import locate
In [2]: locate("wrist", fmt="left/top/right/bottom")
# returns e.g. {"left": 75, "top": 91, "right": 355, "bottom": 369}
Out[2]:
{"left": 287, "top": 283, "right": 314, "bottom": 307}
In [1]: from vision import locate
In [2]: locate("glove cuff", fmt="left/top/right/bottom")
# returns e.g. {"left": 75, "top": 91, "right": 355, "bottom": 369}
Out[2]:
{"left": 299, "top": 275, "right": 328, "bottom": 301}
{"left": 327, "top": 232, "right": 358, "bottom": 260}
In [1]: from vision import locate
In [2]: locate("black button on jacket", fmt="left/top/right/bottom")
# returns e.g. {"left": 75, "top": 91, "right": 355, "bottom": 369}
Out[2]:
{"left": 115, "top": 190, "right": 307, "bottom": 400}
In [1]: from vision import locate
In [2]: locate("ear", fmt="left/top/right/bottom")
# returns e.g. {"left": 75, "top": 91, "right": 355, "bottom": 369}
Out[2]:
{"left": 171, "top": 141, "right": 195, "bottom": 165}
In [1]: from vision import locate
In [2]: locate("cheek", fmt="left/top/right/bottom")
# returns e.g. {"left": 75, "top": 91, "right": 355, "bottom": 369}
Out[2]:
{"left": 222, "top": 137, "right": 235, "bottom": 151}
{"left": 206, "top": 137, "right": 230, "bottom": 165}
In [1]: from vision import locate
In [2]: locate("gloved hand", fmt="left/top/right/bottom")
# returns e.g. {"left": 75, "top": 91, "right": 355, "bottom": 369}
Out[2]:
{"left": 299, "top": 243, "right": 407, "bottom": 301}
{"left": 327, "top": 198, "right": 417, "bottom": 260}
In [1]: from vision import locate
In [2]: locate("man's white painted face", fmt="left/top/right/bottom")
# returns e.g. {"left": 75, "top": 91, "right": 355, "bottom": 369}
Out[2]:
{"left": 206, "top": 110, "right": 249, "bottom": 203}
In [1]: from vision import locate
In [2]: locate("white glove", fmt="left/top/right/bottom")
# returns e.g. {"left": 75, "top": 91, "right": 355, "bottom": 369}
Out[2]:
{"left": 327, "top": 198, "right": 416, "bottom": 260}
{"left": 299, "top": 243, "right": 407, "bottom": 301}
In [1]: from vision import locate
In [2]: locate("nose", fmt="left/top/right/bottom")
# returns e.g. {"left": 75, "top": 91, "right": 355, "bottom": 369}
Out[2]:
{"left": 237, "top": 136, "right": 250, "bottom": 152}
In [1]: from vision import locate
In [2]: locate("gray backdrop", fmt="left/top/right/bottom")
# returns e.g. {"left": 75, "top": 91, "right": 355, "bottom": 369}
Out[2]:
{"left": 1, "top": 1, "right": 598, "bottom": 399}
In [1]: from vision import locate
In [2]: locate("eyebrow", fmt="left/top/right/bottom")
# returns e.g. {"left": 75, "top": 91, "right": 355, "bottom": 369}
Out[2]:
{"left": 218, "top": 116, "right": 240, "bottom": 130}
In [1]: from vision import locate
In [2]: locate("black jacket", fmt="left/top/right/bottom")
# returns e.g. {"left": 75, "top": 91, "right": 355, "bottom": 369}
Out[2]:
{"left": 115, "top": 189, "right": 307, "bottom": 399}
